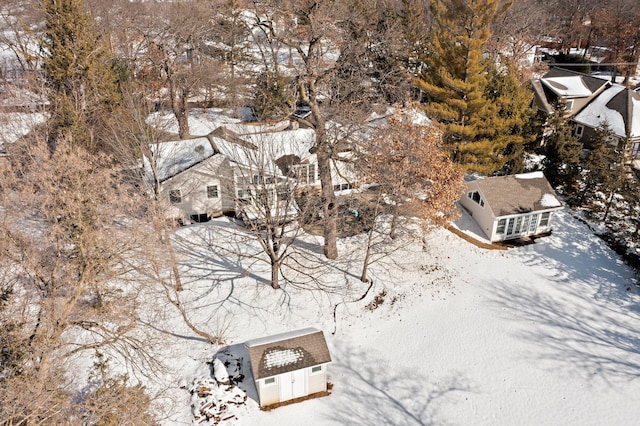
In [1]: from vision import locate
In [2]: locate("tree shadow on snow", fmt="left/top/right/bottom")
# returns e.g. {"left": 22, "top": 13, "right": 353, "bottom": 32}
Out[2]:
{"left": 516, "top": 210, "right": 636, "bottom": 299}
{"left": 324, "top": 341, "right": 474, "bottom": 426}
{"left": 486, "top": 279, "right": 640, "bottom": 384}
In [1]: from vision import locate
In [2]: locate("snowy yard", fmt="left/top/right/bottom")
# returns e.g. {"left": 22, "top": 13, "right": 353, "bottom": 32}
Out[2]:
{"left": 147, "top": 208, "right": 640, "bottom": 425}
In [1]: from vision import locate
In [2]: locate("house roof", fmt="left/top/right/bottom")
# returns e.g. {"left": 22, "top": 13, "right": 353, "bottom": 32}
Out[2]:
{"left": 471, "top": 172, "right": 562, "bottom": 217}
{"left": 542, "top": 68, "right": 610, "bottom": 95}
{"left": 245, "top": 328, "right": 331, "bottom": 380}
{"left": 532, "top": 68, "right": 610, "bottom": 114}
{"left": 573, "top": 85, "right": 640, "bottom": 139}
{"left": 144, "top": 136, "right": 222, "bottom": 183}
{"left": 208, "top": 126, "right": 316, "bottom": 173}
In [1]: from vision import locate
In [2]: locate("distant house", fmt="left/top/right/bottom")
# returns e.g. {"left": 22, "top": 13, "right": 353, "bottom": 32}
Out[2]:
{"left": 245, "top": 328, "right": 332, "bottom": 407}
{"left": 531, "top": 67, "right": 610, "bottom": 116}
{"left": 460, "top": 172, "right": 563, "bottom": 242}
{"left": 144, "top": 137, "right": 235, "bottom": 224}
{"left": 571, "top": 84, "right": 640, "bottom": 162}
{"left": 532, "top": 67, "right": 640, "bottom": 166}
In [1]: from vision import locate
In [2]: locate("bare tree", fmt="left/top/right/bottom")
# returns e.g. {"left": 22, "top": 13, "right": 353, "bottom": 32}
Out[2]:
{"left": 0, "top": 133, "right": 160, "bottom": 423}
{"left": 247, "top": 0, "right": 411, "bottom": 259}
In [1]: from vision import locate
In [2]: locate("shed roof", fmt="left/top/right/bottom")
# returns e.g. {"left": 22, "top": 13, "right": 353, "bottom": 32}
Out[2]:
{"left": 245, "top": 328, "right": 331, "bottom": 380}
{"left": 470, "top": 172, "right": 562, "bottom": 217}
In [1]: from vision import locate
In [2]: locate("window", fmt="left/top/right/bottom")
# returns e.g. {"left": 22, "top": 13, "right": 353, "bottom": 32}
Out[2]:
{"left": 539, "top": 212, "right": 551, "bottom": 227}
{"left": 469, "top": 191, "right": 484, "bottom": 207}
{"left": 169, "top": 189, "right": 182, "bottom": 204}
{"left": 311, "top": 365, "right": 322, "bottom": 374}
{"left": 566, "top": 99, "right": 574, "bottom": 111}
{"left": 575, "top": 125, "right": 584, "bottom": 137}
{"left": 506, "top": 218, "right": 515, "bottom": 236}
{"left": 529, "top": 213, "right": 538, "bottom": 232}
{"left": 514, "top": 216, "right": 523, "bottom": 234}
{"left": 496, "top": 218, "right": 506, "bottom": 234}
{"left": 264, "top": 377, "right": 276, "bottom": 385}
{"left": 207, "top": 185, "right": 219, "bottom": 198}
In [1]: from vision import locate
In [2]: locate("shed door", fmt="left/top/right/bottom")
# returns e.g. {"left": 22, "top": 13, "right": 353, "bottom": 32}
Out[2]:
{"left": 280, "top": 369, "right": 306, "bottom": 401}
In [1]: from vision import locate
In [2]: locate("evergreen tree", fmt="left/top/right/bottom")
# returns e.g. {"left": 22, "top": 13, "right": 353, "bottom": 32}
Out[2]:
{"left": 579, "top": 123, "right": 620, "bottom": 206}
{"left": 542, "top": 103, "right": 582, "bottom": 194}
{"left": 416, "top": 0, "right": 526, "bottom": 174}
{"left": 41, "top": 0, "right": 122, "bottom": 151}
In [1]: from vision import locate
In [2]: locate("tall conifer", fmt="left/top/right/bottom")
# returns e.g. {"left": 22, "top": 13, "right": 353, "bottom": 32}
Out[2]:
{"left": 41, "top": 0, "right": 121, "bottom": 151}
{"left": 416, "top": 0, "right": 531, "bottom": 174}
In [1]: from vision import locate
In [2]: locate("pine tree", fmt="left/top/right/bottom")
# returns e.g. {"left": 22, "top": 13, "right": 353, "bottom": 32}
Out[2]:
{"left": 41, "top": 0, "right": 122, "bottom": 151}
{"left": 416, "top": 0, "right": 529, "bottom": 174}
{"left": 542, "top": 103, "right": 582, "bottom": 194}
{"left": 579, "top": 123, "right": 619, "bottom": 206}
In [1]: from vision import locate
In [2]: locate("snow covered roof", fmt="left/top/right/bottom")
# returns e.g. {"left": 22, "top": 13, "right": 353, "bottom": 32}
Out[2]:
{"left": 245, "top": 328, "right": 331, "bottom": 380}
{"left": 144, "top": 137, "right": 219, "bottom": 183}
{"left": 541, "top": 76, "right": 593, "bottom": 98}
{"left": 469, "top": 172, "right": 563, "bottom": 217}
{"left": 208, "top": 127, "right": 315, "bottom": 172}
{"left": 573, "top": 85, "right": 640, "bottom": 138}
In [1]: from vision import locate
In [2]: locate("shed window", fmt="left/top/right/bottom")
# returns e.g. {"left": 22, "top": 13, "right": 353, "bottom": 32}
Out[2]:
{"left": 207, "top": 185, "right": 219, "bottom": 198}
{"left": 469, "top": 191, "right": 484, "bottom": 207}
{"left": 264, "top": 377, "right": 276, "bottom": 385}
{"left": 169, "top": 189, "right": 182, "bottom": 204}
{"left": 496, "top": 218, "right": 506, "bottom": 234}
{"left": 539, "top": 212, "right": 551, "bottom": 227}
{"left": 311, "top": 365, "right": 322, "bottom": 374}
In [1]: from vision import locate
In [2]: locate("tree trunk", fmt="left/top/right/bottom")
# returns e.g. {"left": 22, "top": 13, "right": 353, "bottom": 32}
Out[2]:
{"left": 317, "top": 147, "right": 338, "bottom": 259}
{"left": 270, "top": 260, "right": 280, "bottom": 289}
{"left": 170, "top": 79, "right": 190, "bottom": 138}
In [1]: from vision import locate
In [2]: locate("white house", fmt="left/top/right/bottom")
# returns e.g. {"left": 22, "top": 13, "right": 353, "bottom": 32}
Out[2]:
{"left": 460, "top": 172, "right": 563, "bottom": 243}
{"left": 245, "top": 328, "right": 332, "bottom": 407}
{"left": 144, "top": 137, "right": 235, "bottom": 224}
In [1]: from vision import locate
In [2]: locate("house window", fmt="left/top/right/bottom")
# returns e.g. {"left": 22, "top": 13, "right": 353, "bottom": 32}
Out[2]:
{"left": 311, "top": 365, "right": 323, "bottom": 374}
{"left": 566, "top": 99, "right": 574, "bottom": 111}
{"left": 264, "top": 377, "right": 276, "bottom": 385}
{"left": 539, "top": 212, "right": 551, "bottom": 227}
{"left": 496, "top": 218, "right": 506, "bottom": 234}
{"left": 169, "top": 189, "right": 182, "bottom": 204}
{"left": 207, "top": 185, "right": 219, "bottom": 198}
{"left": 575, "top": 125, "right": 584, "bottom": 137}
{"left": 506, "top": 218, "right": 515, "bottom": 236}
{"left": 469, "top": 191, "right": 484, "bottom": 207}
{"left": 294, "top": 163, "right": 317, "bottom": 185}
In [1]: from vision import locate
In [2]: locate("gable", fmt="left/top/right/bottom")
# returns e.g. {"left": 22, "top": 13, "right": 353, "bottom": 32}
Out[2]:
{"left": 245, "top": 328, "right": 331, "bottom": 380}
{"left": 573, "top": 85, "right": 630, "bottom": 138}
{"left": 470, "top": 172, "right": 562, "bottom": 217}
{"left": 145, "top": 137, "right": 216, "bottom": 183}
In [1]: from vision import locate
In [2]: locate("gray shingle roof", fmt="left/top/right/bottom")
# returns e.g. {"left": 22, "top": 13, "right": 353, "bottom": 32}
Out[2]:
{"left": 245, "top": 328, "right": 331, "bottom": 380}
{"left": 471, "top": 172, "right": 562, "bottom": 217}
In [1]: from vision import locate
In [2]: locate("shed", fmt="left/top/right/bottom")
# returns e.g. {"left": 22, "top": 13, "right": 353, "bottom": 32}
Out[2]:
{"left": 459, "top": 172, "right": 563, "bottom": 242}
{"left": 244, "top": 328, "right": 331, "bottom": 407}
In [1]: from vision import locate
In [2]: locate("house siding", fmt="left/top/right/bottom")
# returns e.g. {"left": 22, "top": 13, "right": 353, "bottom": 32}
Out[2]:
{"left": 161, "top": 156, "right": 234, "bottom": 222}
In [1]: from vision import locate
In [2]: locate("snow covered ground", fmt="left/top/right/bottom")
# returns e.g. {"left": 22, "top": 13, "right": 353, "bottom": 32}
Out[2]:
{"left": 147, "top": 206, "right": 640, "bottom": 425}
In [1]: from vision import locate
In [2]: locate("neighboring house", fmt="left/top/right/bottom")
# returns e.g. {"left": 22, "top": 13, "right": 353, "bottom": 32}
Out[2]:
{"left": 244, "top": 328, "right": 332, "bottom": 408}
{"left": 460, "top": 172, "right": 563, "bottom": 243}
{"left": 532, "top": 67, "right": 610, "bottom": 116}
{"left": 571, "top": 84, "right": 640, "bottom": 162}
{"left": 144, "top": 137, "right": 235, "bottom": 224}
{"left": 532, "top": 67, "right": 640, "bottom": 166}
